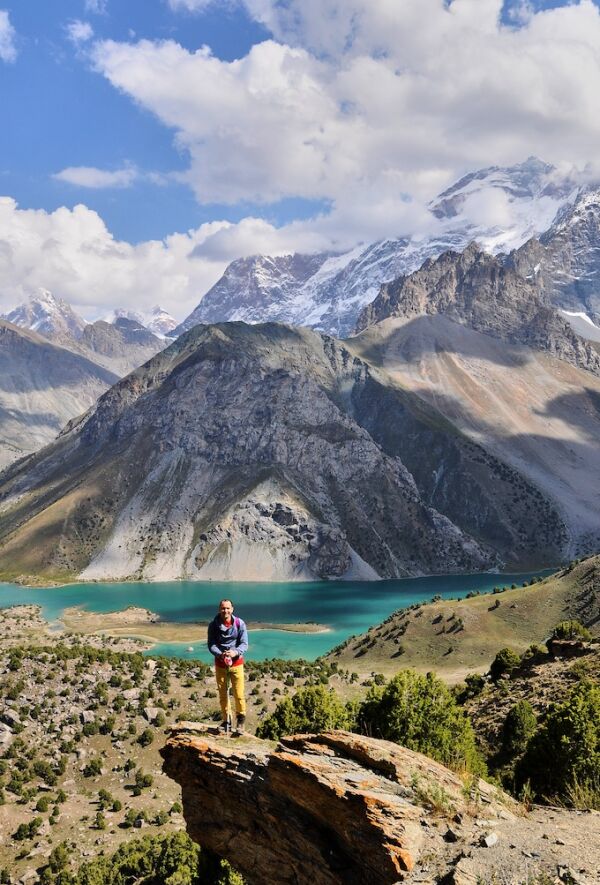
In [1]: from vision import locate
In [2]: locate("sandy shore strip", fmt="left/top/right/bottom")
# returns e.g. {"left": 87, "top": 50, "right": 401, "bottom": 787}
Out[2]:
{"left": 60, "top": 605, "right": 330, "bottom": 642}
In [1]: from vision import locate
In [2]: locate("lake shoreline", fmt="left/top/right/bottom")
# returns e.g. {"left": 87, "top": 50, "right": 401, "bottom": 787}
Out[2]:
{"left": 7, "top": 563, "right": 560, "bottom": 591}
{"left": 60, "top": 605, "right": 331, "bottom": 643}
{"left": 0, "top": 567, "right": 554, "bottom": 662}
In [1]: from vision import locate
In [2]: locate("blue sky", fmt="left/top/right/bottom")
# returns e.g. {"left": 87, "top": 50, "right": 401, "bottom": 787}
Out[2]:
{"left": 1, "top": 0, "right": 599, "bottom": 319}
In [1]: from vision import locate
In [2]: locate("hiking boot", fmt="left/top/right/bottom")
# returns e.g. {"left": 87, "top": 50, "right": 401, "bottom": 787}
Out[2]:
{"left": 217, "top": 720, "right": 230, "bottom": 734}
{"left": 234, "top": 715, "right": 246, "bottom": 736}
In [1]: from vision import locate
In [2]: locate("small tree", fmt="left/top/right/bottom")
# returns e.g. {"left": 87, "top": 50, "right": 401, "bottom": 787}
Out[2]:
{"left": 489, "top": 647, "right": 521, "bottom": 683}
{"left": 256, "top": 684, "right": 352, "bottom": 740}
{"left": 137, "top": 728, "right": 154, "bottom": 748}
{"left": 357, "top": 669, "right": 484, "bottom": 774}
{"left": 501, "top": 700, "right": 537, "bottom": 757}
{"left": 516, "top": 680, "right": 600, "bottom": 808}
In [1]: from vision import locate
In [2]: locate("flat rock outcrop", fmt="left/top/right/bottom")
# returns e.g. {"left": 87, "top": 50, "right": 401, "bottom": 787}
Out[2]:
{"left": 161, "top": 725, "right": 600, "bottom": 885}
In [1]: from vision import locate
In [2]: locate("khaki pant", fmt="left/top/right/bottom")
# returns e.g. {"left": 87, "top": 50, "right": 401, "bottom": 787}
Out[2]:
{"left": 216, "top": 664, "right": 246, "bottom": 719}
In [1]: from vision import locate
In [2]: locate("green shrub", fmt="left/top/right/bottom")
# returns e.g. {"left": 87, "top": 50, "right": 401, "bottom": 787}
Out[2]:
{"left": 549, "top": 620, "right": 592, "bottom": 642}
{"left": 516, "top": 680, "right": 600, "bottom": 808}
{"left": 356, "top": 670, "right": 484, "bottom": 774}
{"left": 73, "top": 831, "right": 242, "bottom": 885}
{"left": 137, "top": 727, "right": 154, "bottom": 747}
{"left": 454, "top": 673, "right": 485, "bottom": 704}
{"left": 36, "top": 795, "right": 51, "bottom": 813}
{"left": 256, "top": 684, "right": 352, "bottom": 740}
{"left": 82, "top": 758, "right": 102, "bottom": 778}
{"left": 489, "top": 647, "right": 521, "bottom": 683}
{"left": 501, "top": 701, "right": 537, "bottom": 757}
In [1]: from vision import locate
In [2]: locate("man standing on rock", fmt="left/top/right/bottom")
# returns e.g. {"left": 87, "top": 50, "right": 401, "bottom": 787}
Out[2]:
{"left": 207, "top": 599, "right": 249, "bottom": 735}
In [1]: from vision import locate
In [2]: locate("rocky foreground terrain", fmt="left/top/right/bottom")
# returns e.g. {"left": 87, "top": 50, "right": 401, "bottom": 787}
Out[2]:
{"left": 0, "top": 554, "right": 598, "bottom": 883}
{"left": 163, "top": 725, "right": 600, "bottom": 885}
{"left": 0, "top": 604, "right": 347, "bottom": 883}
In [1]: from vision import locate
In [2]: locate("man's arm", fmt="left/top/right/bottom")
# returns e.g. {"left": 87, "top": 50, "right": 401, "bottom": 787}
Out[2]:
{"left": 207, "top": 622, "right": 222, "bottom": 658}
{"left": 234, "top": 619, "right": 249, "bottom": 657}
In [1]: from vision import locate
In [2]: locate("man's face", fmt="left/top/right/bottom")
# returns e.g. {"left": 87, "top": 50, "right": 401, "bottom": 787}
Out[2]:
{"left": 219, "top": 600, "right": 233, "bottom": 622}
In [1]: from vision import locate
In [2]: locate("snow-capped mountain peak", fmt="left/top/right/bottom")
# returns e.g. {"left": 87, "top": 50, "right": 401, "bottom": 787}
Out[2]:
{"left": 2, "top": 288, "right": 87, "bottom": 340}
{"left": 175, "top": 158, "right": 588, "bottom": 338}
{"left": 146, "top": 306, "right": 177, "bottom": 337}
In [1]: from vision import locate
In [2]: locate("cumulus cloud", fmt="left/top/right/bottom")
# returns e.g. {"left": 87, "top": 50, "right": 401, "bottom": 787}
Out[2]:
{"left": 92, "top": 0, "right": 600, "bottom": 227}
{"left": 0, "top": 198, "right": 237, "bottom": 321}
{"left": 66, "top": 20, "right": 94, "bottom": 45}
{"left": 0, "top": 10, "right": 17, "bottom": 63}
{"left": 53, "top": 164, "right": 138, "bottom": 189}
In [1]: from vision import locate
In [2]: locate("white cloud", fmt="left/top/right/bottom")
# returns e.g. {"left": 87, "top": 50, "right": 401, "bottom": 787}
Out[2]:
{"left": 53, "top": 165, "right": 138, "bottom": 189}
{"left": 0, "top": 10, "right": 17, "bottom": 63}
{"left": 0, "top": 197, "right": 240, "bottom": 321}
{"left": 66, "top": 20, "right": 94, "bottom": 45}
{"left": 93, "top": 0, "right": 600, "bottom": 229}
{"left": 167, "top": 0, "right": 216, "bottom": 10}
{"left": 84, "top": 0, "right": 108, "bottom": 14}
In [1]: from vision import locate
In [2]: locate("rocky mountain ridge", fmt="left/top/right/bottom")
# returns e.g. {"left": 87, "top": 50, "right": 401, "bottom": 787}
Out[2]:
{"left": 0, "top": 322, "right": 508, "bottom": 582}
{"left": 177, "top": 158, "right": 585, "bottom": 337}
{"left": 0, "top": 320, "right": 118, "bottom": 470}
{"left": 1, "top": 317, "right": 595, "bottom": 582}
{"left": 355, "top": 242, "right": 600, "bottom": 377}
{"left": 509, "top": 186, "right": 600, "bottom": 324}
{"left": 3, "top": 291, "right": 169, "bottom": 375}
{"left": 0, "top": 296, "right": 167, "bottom": 467}
{"left": 3, "top": 289, "right": 87, "bottom": 345}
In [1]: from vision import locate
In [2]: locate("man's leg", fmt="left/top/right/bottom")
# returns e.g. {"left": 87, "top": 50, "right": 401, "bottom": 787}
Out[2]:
{"left": 215, "top": 666, "right": 230, "bottom": 723}
{"left": 229, "top": 665, "right": 246, "bottom": 720}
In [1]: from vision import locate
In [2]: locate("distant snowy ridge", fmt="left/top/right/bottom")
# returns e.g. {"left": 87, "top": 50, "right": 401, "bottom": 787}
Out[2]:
{"left": 3, "top": 289, "right": 87, "bottom": 341}
{"left": 4, "top": 294, "right": 177, "bottom": 343}
{"left": 177, "top": 157, "right": 584, "bottom": 338}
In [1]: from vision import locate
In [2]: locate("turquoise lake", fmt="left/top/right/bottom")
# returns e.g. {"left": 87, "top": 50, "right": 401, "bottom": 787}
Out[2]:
{"left": 0, "top": 569, "right": 551, "bottom": 662}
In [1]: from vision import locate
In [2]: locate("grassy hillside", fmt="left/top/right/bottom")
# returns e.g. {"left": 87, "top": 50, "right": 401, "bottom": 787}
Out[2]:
{"left": 327, "top": 555, "right": 600, "bottom": 681}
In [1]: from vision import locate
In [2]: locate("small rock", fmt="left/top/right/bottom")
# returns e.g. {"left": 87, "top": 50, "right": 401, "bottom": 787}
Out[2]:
{"left": 479, "top": 832, "right": 498, "bottom": 848}
{"left": 444, "top": 827, "right": 460, "bottom": 843}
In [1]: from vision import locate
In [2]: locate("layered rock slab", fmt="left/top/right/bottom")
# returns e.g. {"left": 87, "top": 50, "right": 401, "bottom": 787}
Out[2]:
{"left": 161, "top": 726, "right": 510, "bottom": 884}
{"left": 162, "top": 726, "right": 600, "bottom": 885}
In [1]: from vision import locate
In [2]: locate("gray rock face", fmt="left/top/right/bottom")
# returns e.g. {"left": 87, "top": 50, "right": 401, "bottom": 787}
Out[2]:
{"left": 355, "top": 243, "right": 600, "bottom": 377}
{"left": 0, "top": 321, "right": 118, "bottom": 469}
{"left": 5, "top": 321, "right": 569, "bottom": 582}
{"left": 0, "top": 320, "right": 581, "bottom": 582}
{"left": 510, "top": 187, "right": 600, "bottom": 323}
{"left": 79, "top": 317, "right": 165, "bottom": 376}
